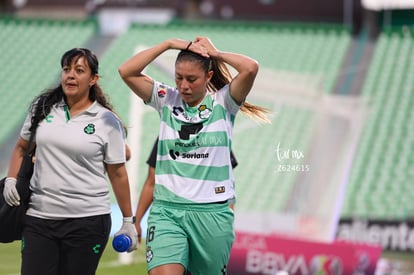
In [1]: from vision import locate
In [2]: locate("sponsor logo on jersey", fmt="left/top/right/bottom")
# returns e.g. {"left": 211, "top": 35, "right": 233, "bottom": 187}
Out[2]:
{"left": 172, "top": 104, "right": 212, "bottom": 121}
{"left": 175, "top": 141, "right": 200, "bottom": 147}
{"left": 173, "top": 106, "right": 194, "bottom": 122}
{"left": 169, "top": 150, "right": 180, "bottom": 160}
{"left": 178, "top": 123, "right": 203, "bottom": 140}
{"left": 169, "top": 149, "right": 209, "bottom": 160}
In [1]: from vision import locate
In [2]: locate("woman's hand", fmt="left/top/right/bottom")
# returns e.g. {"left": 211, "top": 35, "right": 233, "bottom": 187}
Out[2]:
{"left": 193, "top": 36, "right": 218, "bottom": 58}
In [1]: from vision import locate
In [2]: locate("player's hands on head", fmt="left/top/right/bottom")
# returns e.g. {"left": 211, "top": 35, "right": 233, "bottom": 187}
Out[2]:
{"left": 193, "top": 36, "right": 218, "bottom": 58}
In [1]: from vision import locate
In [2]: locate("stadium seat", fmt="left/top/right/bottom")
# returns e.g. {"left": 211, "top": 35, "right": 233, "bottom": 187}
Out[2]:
{"left": 342, "top": 26, "right": 414, "bottom": 219}
{"left": 0, "top": 18, "right": 95, "bottom": 146}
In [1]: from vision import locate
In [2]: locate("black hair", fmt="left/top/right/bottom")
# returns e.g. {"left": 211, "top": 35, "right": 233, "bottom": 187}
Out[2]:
{"left": 176, "top": 50, "right": 232, "bottom": 93}
{"left": 29, "top": 48, "right": 123, "bottom": 132}
{"left": 175, "top": 50, "right": 270, "bottom": 123}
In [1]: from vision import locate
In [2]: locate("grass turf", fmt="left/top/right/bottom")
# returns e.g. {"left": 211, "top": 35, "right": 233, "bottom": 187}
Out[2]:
{"left": 0, "top": 238, "right": 147, "bottom": 275}
{"left": 1, "top": 239, "right": 414, "bottom": 274}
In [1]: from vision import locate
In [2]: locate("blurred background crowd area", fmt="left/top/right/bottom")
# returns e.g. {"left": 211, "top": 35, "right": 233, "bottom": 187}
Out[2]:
{"left": 1, "top": 0, "right": 414, "bottom": 273}
{"left": 0, "top": 0, "right": 397, "bottom": 34}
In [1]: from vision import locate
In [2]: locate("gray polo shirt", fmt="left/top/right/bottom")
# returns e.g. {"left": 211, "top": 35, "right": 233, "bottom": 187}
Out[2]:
{"left": 20, "top": 100, "right": 126, "bottom": 219}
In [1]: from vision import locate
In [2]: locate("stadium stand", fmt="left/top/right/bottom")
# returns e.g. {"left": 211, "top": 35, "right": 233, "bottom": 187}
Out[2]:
{"left": 0, "top": 17, "right": 96, "bottom": 176}
{"left": 341, "top": 25, "right": 414, "bottom": 219}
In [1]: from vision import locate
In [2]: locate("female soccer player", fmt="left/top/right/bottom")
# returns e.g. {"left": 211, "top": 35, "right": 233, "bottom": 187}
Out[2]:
{"left": 119, "top": 37, "right": 266, "bottom": 275}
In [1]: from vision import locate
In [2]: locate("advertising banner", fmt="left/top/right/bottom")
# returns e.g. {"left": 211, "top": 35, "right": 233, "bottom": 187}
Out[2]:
{"left": 337, "top": 218, "right": 414, "bottom": 252}
{"left": 228, "top": 231, "right": 382, "bottom": 275}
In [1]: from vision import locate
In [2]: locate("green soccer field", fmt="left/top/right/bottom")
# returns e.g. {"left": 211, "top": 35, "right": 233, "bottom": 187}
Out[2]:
{"left": 0, "top": 238, "right": 147, "bottom": 275}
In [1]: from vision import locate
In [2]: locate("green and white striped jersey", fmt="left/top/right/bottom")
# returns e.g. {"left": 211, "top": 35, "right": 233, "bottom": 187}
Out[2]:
{"left": 148, "top": 81, "right": 240, "bottom": 204}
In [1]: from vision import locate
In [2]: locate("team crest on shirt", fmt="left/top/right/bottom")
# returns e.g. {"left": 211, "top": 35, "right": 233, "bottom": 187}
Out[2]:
{"left": 146, "top": 246, "right": 154, "bottom": 263}
{"left": 198, "top": 105, "right": 212, "bottom": 119}
{"left": 157, "top": 85, "right": 167, "bottom": 98}
{"left": 84, "top": 123, "right": 95, "bottom": 134}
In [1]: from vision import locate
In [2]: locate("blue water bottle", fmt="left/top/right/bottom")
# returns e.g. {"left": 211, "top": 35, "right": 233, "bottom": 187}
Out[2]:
{"left": 112, "top": 234, "right": 131, "bottom": 253}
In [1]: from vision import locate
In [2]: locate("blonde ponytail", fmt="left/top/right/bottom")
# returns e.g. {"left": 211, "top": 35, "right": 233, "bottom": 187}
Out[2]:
{"left": 240, "top": 101, "right": 271, "bottom": 124}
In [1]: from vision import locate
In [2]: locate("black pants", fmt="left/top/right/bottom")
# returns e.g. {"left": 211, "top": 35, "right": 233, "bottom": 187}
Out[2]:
{"left": 21, "top": 214, "right": 111, "bottom": 275}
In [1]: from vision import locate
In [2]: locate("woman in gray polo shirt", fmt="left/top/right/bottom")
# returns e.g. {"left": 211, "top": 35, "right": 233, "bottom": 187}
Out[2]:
{"left": 4, "top": 48, "right": 137, "bottom": 275}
